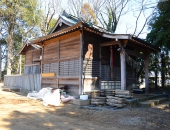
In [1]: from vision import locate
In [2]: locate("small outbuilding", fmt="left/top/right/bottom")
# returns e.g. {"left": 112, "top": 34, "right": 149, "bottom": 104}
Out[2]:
{"left": 19, "top": 12, "right": 160, "bottom": 95}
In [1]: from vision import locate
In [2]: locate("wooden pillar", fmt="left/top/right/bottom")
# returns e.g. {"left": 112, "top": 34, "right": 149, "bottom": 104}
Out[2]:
{"left": 120, "top": 46, "right": 126, "bottom": 90}
{"left": 57, "top": 40, "right": 60, "bottom": 88}
{"left": 99, "top": 44, "right": 101, "bottom": 89}
{"left": 40, "top": 43, "right": 44, "bottom": 90}
{"left": 79, "top": 29, "right": 83, "bottom": 95}
{"left": 144, "top": 56, "right": 149, "bottom": 94}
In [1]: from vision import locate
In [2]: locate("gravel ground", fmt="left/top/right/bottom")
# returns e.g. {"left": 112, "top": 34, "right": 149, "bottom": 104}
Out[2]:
{"left": 0, "top": 89, "right": 170, "bottom": 130}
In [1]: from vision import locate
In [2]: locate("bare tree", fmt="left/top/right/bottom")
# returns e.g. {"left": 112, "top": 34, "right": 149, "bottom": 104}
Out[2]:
{"left": 88, "top": 0, "right": 106, "bottom": 21}
{"left": 99, "top": 0, "right": 129, "bottom": 33}
{"left": 67, "top": 0, "right": 85, "bottom": 17}
{"left": 38, "top": 0, "right": 62, "bottom": 36}
{"left": 132, "top": 0, "right": 157, "bottom": 37}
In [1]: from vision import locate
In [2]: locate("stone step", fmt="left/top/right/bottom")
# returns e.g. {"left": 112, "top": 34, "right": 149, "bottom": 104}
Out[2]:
{"left": 152, "top": 102, "right": 170, "bottom": 109}
{"left": 139, "top": 98, "right": 169, "bottom": 108}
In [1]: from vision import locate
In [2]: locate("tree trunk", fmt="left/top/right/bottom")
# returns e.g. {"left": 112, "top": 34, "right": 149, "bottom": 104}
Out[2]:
{"left": 137, "top": 61, "right": 144, "bottom": 80}
{"left": 0, "top": 43, "right": 1, "bottom": 81}
{"left": 19, "top": 55, "right": 22, "bottom": 74}
{"left": 6, "top": 34, "right": 13, "bottom": 75}
{"left": 144, "top": 56, "right": 149, "bottom": 94}
{"left": 155, "top": 70, "right": 158, "bottom": 90}
{"left": 161, "top": 53, "right": 165, "bottom": 88}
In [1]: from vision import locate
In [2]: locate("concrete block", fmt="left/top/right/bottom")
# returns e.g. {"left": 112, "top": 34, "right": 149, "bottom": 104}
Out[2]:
{"left": 72, "top": 99, "right": 90, "bottom": 106}
{"left": 139, "top": 98, "right": 168, "bottom": 108}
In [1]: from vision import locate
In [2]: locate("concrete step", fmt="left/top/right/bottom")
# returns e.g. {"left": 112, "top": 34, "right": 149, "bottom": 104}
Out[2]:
{"left": 139, "top": 98, "right": 169, "bottom": 108}
{"left": 152, "top": 102, "right": 170, "bottom": 109}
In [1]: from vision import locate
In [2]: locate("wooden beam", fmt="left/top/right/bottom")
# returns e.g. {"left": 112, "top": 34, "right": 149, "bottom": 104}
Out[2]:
{"left": 25, "top": 64, "right": 40, "bottom": 67}
{"left": 102, "top": 33, "right": 131, "bottom": 39}
{"left": 57, "top": 76, "right": 79, "bottom": 79}
{"left": 100, "top": 41, "right": 120, "bottom": 46}
{"left": 121, "top": 39, "right": 128, "bottom": 45}
{"left": 127, "top": 41, "right": 151, "bottom": 55}
{"left": 99, "top": 41, "right": 101, "bottom": 89}
{"left": 79, "top": 30, "right": 83, "bottom": 95}
{"left": 40, "top": 43, "right": 44, "bottom": 90}
{"left": 144, "top": 56, "right": 149, "bottom": 94}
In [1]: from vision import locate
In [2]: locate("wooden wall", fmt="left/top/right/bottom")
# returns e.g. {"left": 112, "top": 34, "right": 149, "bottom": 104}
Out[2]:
{"left": 53, "top": 23, "right": 69, "bottom": 33}
{"left": 24, "top": 46, "right": 41, "bottom": 74}
{"left": 41, "top": 31, "right": 80, "bottom": 95}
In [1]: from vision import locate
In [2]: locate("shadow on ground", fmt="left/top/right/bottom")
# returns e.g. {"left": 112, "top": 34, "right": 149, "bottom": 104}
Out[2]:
{"left": 0, "top": 90, "right": 170, "bottom": 130}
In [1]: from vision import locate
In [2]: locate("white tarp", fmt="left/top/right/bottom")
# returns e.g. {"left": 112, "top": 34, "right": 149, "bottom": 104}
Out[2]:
{"left": 27, "top": 87, "right": 74, "bottom": 106}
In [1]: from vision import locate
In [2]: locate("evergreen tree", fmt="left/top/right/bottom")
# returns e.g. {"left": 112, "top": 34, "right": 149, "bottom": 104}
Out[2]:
{"left": 147, "top": 0, "right": 170, "bottom": 88}
{"left": 147, "top": 0, "right": 170, "bottom": 49}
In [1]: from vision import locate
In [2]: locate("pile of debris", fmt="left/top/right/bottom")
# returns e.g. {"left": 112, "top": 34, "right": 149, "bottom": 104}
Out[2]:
{"left": 106, "top": 96, "right": 126, "bottom": 108}
{"left": 88, "top": 90, "right": 132, "bottom": 108}
{"left": 115, "top": 89, "right": 133, "bottom": 98}
{"left": 91, "top": 97, "right": 106, "bottom": 106}
{"left": 101, "top": 89, "right": 115, "bottom": 97}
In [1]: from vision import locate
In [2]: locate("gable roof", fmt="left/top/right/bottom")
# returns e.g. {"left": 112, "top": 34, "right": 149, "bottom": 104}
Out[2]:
{"left": 19, "top": 42, "right": 41, "bottom": 55}
{"left": 48, "top": 11, "right": 79, "bottom": 34}
{"left": 19, "top": 12, "right": 160, "bottom": 54}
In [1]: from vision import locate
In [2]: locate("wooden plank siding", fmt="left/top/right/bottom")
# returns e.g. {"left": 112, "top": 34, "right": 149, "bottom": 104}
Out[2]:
{"left": 24, "top": 46, "right": 41, "bottom": 74}
{"left": 41, "top": 31, "right": 80, "bottom": 95}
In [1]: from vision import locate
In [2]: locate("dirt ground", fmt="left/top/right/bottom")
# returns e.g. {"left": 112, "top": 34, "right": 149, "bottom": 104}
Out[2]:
{"left": 0, "top": 89, "right": 170, "bottom": 130}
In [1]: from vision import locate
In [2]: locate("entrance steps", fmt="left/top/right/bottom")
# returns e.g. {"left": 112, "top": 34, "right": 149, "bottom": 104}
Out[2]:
{"left": 126, "top": 94, "right": 170, "bottom": 108}
{"left": 152, "top": 101, "right": 170, "bottom": 109}
{"left": 139, "top": 97, "right": 169, "bottom": 108}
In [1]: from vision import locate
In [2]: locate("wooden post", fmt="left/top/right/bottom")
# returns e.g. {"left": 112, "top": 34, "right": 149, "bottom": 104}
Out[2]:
{"left": 144, "top": 56, "right": 149, "bottom": 94}
{"left": 120, "top": 46, "right": 126, "bottom": 90}
{"left": 79, "top": 29, "right": 83, "bottom": 95}
{"left": 19, "top": 55, "right": 22, "bottom": 74}
{"left": 40, "top": 43, "right": 44, "bottom": 90}
{"left": 99, "top": 43, "right": 101, "bottom": 89}
{"left": 57, "top": 40, "right": 60, "bottom": 88}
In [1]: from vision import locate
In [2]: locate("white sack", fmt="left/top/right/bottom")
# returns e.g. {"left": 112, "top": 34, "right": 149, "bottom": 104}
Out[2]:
{"left": 42, "top": 89, "right": 61, "bottom": 106}
{"left": 27, "top": 88, "right": 61, "bottom": 106}
{"left": 27, "top": 87, "right": 52, "bottom": 100}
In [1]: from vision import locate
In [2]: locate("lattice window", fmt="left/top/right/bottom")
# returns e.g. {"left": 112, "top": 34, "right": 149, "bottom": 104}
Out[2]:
{"left": 42, "top": 62, "right": 58, "bottom": 73}
{"left": 59, "top": 59, "right": 79, "bottom": 76}
{"left": 101, "top": 81, "right": 121, "bottom": 90}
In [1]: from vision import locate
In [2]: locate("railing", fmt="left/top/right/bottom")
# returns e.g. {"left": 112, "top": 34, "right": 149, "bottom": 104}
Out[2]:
{"left": 4, "top": 74, "right": 41, "bottom": 91}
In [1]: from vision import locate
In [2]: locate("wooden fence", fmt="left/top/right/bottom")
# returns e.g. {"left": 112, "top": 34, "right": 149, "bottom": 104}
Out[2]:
{"left": 4, "top": 74, "right": 41, "bottom": 91}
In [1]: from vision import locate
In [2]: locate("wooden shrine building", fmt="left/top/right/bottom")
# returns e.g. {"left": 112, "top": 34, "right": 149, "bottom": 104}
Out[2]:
{"left": 19, "top": 12, "right": 160, "bottom": 95}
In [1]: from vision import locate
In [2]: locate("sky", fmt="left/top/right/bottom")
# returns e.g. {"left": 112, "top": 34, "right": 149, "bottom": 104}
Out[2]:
{"left": 115, "top": 0, "right": 159, "bottom": 38}
{"left": 60, "top": 0, "right": 159, "bottom": 39}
